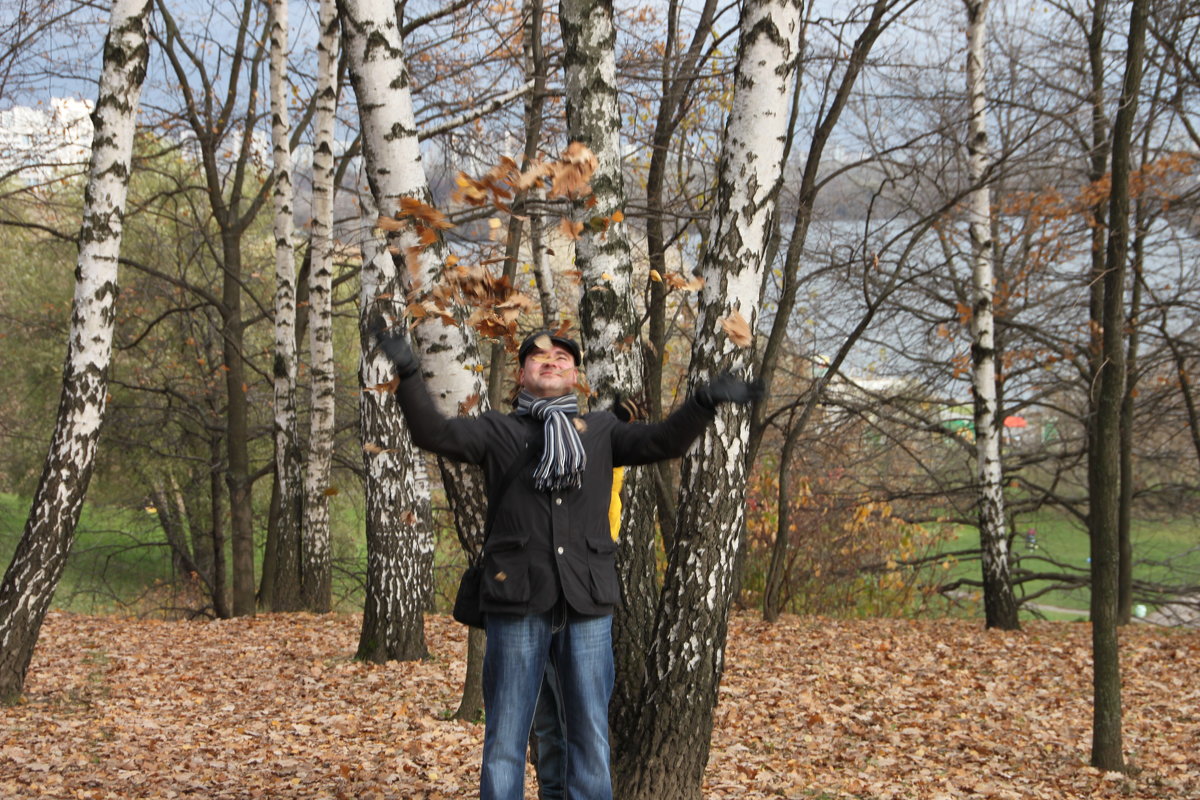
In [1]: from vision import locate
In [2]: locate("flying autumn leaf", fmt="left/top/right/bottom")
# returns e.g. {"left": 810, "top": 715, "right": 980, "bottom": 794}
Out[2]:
{"left": 721, "top": 309, "right": 752, "bottom": 348}
{"left": 559, "top": 217, "right": 584, "bottom": 241}
{"left": 547, "top": 142, "right": 597, "bottom": 199}
{"left": 458, "top": 393, "right": 481, "bottom": 416}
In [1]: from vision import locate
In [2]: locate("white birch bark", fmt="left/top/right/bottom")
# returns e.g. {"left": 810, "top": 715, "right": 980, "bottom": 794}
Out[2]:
{"left": 300, "top": 0, "right": 340, "bottom": 614}
{"left": 356, "top": 213, "right": 434, "bottom": 661}
{"left": 339, "top": 0, "right": 486, "bottom": 408}
{"left": 266, "top": 0, "right": 305, "bottom": 612}
{"left": 964, "top": 0, "right": 1018, "bottom": 630}
{"left": 339, "top": 0, "right": 488, "bottom": 658}
{"left": 560, "top": 0, "right": 640, "bottom": 398}
{"left": 530, "top": 183, "right": 558, "bottom": 323}
{"left": 559, "top": 0, "right": 661, "bottom": 770}
{"left": 616, "top": 2, "right": 802, "bottom": 796}
{"left": 0, "top": 0, "right": 152, "bottom": 699}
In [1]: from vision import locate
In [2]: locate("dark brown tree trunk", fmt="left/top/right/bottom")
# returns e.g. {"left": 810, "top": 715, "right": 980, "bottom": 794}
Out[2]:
{"left": 210, "top": 435, "right": 231, "bottom": 619}
{"left": 453, "top": 626, "right": 486, "bottom": 721}
{"left": 1088, "top": 0, "right": 1147, "bottom": 773}
{"left": 221, "top": 234, "right": 256, "bottom": 618}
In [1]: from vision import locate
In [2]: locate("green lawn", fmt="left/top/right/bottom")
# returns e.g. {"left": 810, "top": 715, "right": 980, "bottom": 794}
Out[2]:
{"left": 940, "top": 510, "right": 1200, "bottom": 621}
{"left": 0, "top": 491, "right": 176, "bottom": 613}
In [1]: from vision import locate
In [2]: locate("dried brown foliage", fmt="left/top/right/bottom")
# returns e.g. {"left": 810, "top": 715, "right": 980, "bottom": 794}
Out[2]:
{"left": 2, "top": 613, "right": 1197, "bottom": 799}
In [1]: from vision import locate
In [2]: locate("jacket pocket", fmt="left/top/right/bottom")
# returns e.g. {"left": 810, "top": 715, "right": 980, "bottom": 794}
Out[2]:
{"left": 586, "top": 537, "right": 619, "bottom": 605}
{"left": 482, "top": 536, "right": 531, "bottom": 604}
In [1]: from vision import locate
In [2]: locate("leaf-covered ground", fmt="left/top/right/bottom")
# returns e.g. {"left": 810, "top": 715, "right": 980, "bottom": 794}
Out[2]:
{"left": 2, "top": 612, "right": 1196, "bottom": 799}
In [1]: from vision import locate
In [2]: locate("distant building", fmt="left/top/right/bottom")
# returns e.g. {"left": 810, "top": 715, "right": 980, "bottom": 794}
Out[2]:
{"left": 0, "top": 98, "right": 94, "bottom": 183}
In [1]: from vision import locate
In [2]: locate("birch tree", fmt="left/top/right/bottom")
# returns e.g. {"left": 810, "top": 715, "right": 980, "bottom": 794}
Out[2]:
{"left": 265, "top": 0, "right": 304, "bottom": 613}
{"left": 300, "top": 0, "right": 340, "bottom": 614}
{"left": 963, "top": 0, "right": 1018, "bottom": 630}
{"left": 338, "top": 0, "right": 489, "bottom": 659}
{"left": 559, "top": 0, "right": 665, "bottom": 750}
{"left": 612, "top": 2, "right": 803, "bottom": 796}
{"left": 355, "top": 216, "right": 433, "bottom": 661}
{"left": 0, "top": 0, "right": 152, "bottom": 700}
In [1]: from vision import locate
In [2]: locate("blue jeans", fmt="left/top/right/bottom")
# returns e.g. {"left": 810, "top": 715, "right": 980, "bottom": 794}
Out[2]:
{"left": 533, "top": 661, "right": 567, "bottom": 799}
{"left": 481, "top": 611, "right": 613, "bottom": 800}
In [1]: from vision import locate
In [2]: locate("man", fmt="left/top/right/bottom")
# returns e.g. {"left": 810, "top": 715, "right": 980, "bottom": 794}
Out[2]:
{"left": 377, "top": 326, "right": 759, "bottom": 800}
{"left": 533, "top": 395, "right": 638, "bottom": 800}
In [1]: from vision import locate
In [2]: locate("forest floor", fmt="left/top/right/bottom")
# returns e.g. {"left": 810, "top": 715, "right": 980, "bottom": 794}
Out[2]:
{"left": 1, "top": 612, "right": 1197, "bottom": 800}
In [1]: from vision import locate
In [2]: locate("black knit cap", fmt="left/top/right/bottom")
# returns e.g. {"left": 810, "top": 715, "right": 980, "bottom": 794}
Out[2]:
{"left": 518, "top": 330, "right": 582, "bottom": 365}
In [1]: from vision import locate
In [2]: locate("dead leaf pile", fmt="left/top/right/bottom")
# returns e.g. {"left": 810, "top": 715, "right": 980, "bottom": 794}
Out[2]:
{"left": 2, "top": 613, "right": 1196, "bottom": 799}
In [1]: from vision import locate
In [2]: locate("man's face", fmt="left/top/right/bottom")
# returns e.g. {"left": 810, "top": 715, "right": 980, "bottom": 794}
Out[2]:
{"left": 517, "top": 344, "right": 579, "bottom": 398}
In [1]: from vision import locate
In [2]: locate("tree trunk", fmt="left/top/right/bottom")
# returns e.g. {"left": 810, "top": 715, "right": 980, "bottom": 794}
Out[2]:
{"left": 267, "top": 0, "right": 305, "bottom": 612}
{"left": 222, "top": 232, "right": 256, "bottom": 618}
{"left": 208, "top": 434, "right": 230, "bottom": 619}
{"left": 963, "top": 0, "right": 1018, "bottom": 631}
{"left": 150, "top": 478, "right": 202, "bottom": 581}
{"left": 642, "top": 1, "right": 721, "bottom": 545}
{"left": 153, "top": 0, "right": 273, "bottom": 619}
{"left": 1089, "top": 0, "right": 1147, "bottom": 773}
{"left": 1118, "top": 203, "right": 1146, "bottom": 626}
{"left": 355, "top": 219, "right": 432, "bottom": 662}
{"left": 0, "top": 0, "right": 152, "bottom": 701}
{"left": 340, "top": 0, "right": 489, "bottom": 660}
{"left": 301, "top": 0, "right": 340, "bottom": 614}
{"left": 453, "top": 626, "right": 486, "bottom": 721}
{"left": 613, "top": 3, "right": 802, "bottom": 797}
{"left": 559, "top": 0, "right": 662, "bottom": 764}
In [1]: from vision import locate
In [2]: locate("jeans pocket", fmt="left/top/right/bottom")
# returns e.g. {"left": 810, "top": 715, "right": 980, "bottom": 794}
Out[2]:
{"left": 482, "top": 537, "right": 531, "bottom": 604}
{"left": 586, "top": 537, "right": 619, "bottom": 605}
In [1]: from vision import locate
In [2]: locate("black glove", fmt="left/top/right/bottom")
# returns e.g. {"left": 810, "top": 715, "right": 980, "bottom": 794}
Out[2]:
{"left": 372, "top": 318, "right": 420, "bottom": 380}
{"left": 694, "top": 371, "right": 764, "bottom": 410}
{"left": 610, "top": 395, "right": 644, "bottom": 423}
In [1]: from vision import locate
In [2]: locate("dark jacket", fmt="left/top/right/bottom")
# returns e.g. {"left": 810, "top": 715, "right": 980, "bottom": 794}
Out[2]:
{"left": 394, "top": 378, "right": 715, "bottom": 616}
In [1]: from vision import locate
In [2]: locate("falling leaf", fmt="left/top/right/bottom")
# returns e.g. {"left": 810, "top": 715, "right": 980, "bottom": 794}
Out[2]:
{"left": 322, "top": 487, "right": 339, "bottom": 496}
{"left": 611, "top": 210, "right": 625, "bottom": 223}
{"left": 956, "top": 301, "right": 972, "bottom": 325}
{"left": 559, "top": 217, "right": 584, "bottom": 241}
{"left": 458, "top": 393, "right": 481, "bottom": 416}
{"left": 649, "top": 269, "right": 662, "bottom": 283}
{"left": 363, "top": 443, "right": 385, "bottom": 455}
{"left": 721, "top": 310, "right": 752, "bottom": 348}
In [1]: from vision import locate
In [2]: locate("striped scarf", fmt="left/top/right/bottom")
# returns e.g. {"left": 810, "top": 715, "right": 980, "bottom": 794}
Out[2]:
{"left": 515, "top": 390, "right": 587, "bottom": 492}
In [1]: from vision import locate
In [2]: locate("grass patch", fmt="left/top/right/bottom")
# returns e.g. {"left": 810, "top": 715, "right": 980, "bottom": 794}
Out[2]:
{"left": 0, "top": 492, "right": 178, "bottom": 613}
{"left": 939, "top": 510, "right": 1200, "bottom": 620}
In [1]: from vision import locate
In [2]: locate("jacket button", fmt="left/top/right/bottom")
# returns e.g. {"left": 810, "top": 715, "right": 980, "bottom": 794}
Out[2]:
{"left": 555, "top": 497, "right": 562, "bottom": 505}
{"left": 557, "top": 547, "right": 564, "bottom": 555}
